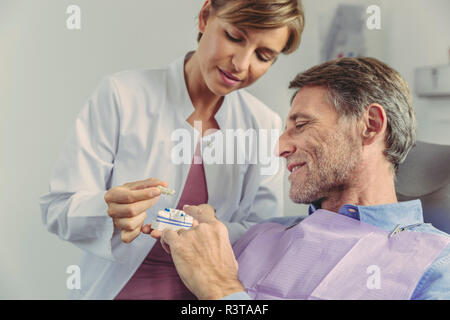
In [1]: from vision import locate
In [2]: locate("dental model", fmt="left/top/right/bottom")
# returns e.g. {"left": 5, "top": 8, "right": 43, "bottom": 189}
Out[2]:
{"left": 151, "top": 208, "right": 194, "bottom": 231}
{"left": 157, "top": 185, "right": 176, "bottom": 195}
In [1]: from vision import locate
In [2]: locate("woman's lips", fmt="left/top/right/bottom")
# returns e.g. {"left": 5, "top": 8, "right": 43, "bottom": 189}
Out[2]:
{"left": 218, "top": 67, "right": 241, "bottom": 86}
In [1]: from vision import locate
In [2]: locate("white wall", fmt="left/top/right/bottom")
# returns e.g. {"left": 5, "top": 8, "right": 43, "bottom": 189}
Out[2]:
{"left": 1, "top": 0, "right": 449, "bottom": 299}
{"left": 0, "top": 0, "right": 201, "bottom": 300}
{"left": 382, "top": 0, "right": 450, "bottom": 145}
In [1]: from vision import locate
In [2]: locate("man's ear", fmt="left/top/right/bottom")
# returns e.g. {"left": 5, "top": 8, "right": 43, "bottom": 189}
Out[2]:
{"left": 361, "top": 104, "right": 387, "bottom": 146}
{"left": 198, "top": 0, "right": 212, "bottom": 34}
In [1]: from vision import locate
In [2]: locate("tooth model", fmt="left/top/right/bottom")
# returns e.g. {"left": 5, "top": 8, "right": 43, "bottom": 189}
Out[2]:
{"left": 151, "top": 208, "right": 193, "bottom": 231}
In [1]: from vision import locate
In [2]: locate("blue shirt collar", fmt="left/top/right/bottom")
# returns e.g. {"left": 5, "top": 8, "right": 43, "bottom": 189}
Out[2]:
{"left": 308, "top": 199, "right": 424, "bottom": 232}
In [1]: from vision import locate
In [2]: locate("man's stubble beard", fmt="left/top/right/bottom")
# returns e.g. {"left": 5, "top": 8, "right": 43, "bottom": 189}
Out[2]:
{"left": 289, "top": 130, "right": 362, "bottom": 204}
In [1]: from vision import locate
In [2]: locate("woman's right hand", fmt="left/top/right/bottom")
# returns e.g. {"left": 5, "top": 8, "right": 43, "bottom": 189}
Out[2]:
{"left": 104, "top": 178, "right": 168, "bottom": 243}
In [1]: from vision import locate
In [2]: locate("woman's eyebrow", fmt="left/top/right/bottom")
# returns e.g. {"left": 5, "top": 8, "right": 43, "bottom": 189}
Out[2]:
{"left": 236, "top": 26, "right": 248, "bottom": 37}
{"left": 260, "top": 47, "right": 279, "bottom": 56}
{"left": 235, "top": 26, "right": 280, "bottom": 55}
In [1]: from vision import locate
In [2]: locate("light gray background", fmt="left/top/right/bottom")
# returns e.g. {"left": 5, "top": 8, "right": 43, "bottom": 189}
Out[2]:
{"left": 1, "top": 0, "right": 449, "bottom": 299}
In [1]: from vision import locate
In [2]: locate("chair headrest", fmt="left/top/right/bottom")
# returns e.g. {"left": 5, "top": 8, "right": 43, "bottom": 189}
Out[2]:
{"left": 396, "top": 141, "right": 450, "bottom": 197}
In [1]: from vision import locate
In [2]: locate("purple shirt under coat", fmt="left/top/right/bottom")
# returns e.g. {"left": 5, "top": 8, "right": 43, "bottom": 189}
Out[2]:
{"left": 115, "top": 143, "right": 207, "bottom": 300}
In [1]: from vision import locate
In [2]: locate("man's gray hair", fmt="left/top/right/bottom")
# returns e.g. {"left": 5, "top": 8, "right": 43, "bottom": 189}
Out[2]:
{"left": 289, "top": 57, "right": 416, "bottom": 171}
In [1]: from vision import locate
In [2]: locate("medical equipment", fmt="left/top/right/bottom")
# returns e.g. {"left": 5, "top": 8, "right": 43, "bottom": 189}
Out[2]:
{"left": 151, "top": 208, "right": 194, "bottom": 231}
{"left": 157, "top": 185, "right": 176, "bottom": 195}
{"left": 415, "top": 65, "right": 450, "bottom": 97}
{"left": 396, "top": 141, "right": 450, "bottom": 233}
{"left": 321, "top": 5, "right": 367, "bottom": 61}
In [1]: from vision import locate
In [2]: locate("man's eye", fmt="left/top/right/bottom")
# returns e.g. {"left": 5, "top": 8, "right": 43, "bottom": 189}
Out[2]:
{"left": 295, "top": 123, "right": 306, "bottom": 129}
{"left": 225, "top": 31, "right": 242, "bottom": 43}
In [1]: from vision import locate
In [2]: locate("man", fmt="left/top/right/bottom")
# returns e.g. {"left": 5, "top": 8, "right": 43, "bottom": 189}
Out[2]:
{"left": 148, "top": 57, "right": 450, "bottom": 300}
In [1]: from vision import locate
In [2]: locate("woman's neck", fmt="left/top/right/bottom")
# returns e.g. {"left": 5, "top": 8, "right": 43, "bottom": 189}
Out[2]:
{"left": 184, "top": 52, "right": 223, "bottom": 120}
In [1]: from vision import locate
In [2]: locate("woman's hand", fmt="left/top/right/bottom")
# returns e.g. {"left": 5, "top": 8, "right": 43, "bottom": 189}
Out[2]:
{"left": 104, "top": 178, "right": 167, "bottom": 243}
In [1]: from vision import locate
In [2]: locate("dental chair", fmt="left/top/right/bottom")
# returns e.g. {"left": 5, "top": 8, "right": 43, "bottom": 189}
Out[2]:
{"left": 396, "top": 141, "right": 450, "bottom": 234}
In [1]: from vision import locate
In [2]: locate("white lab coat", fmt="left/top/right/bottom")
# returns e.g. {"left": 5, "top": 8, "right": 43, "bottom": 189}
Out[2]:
{"left": 40, "top": 53, "right": 284, "bottom": 299}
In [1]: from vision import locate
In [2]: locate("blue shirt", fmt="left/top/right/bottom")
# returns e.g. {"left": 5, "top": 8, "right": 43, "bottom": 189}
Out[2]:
{"left": 223, "top": 200, "right": 450, "bottom": 300}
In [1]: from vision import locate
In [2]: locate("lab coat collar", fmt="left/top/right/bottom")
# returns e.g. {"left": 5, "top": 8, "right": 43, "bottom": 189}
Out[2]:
{"left": 308, "top": 199, "right": 424, "bottom": 232}
{"left": 168, "top": 52, "right": 232, "bottom": 131}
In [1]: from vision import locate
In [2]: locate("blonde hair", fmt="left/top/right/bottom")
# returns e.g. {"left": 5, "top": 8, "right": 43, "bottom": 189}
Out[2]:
{"left": 197, "top": 0, "right": 305, "bottom": 54}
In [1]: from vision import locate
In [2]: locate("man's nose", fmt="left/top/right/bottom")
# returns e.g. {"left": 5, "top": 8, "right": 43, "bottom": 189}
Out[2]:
{"left": 275, "top": 131, "right": 296, "bottom": 158}
{"left": 232, "top": 49, "right": 252, "bottom": 73}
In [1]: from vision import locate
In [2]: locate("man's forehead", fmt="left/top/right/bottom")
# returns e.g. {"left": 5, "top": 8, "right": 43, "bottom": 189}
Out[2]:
{"left": 286, "top": 86, "right": 335, "bottom": 123}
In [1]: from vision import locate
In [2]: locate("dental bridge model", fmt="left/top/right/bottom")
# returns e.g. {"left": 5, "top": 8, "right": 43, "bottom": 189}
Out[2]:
{"left": 151, "top": 186, "right": 193, "bottom": 231}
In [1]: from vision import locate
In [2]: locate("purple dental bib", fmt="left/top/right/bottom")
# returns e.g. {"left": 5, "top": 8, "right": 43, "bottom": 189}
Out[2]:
{"left": 233, "top": 209, "right": 450, "bottom": 300}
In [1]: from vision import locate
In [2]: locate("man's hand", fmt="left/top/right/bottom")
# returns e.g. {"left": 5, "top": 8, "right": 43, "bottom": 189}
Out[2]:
{"left": 149, "top": 204, "right": 245, "bottom": 300}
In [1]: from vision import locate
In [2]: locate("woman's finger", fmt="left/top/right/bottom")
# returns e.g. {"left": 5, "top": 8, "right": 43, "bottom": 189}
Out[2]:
{"left": 141, "top": 223, "right": 152, "bottom": 234}
{"left": 107, "top": 187, "right": 161, "bottom": 205}
{"left": 125, "top": 178, "right": 168, "bottom": 191}
{"left": 120, "top": 227, "right": 141, "bottom": 244}
{"left": 108, "top": 195, "right": 160, "bottom": 218}
{"left": 115, "top": 212, "right": 147, "bottom": 232}
{"left": 150, "top": 229, "right": 162, "bottom": 239}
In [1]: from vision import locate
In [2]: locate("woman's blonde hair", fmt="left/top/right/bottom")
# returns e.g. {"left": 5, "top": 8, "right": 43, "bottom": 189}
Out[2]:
{"left": 198, "top": 0, "right": 305, "bottom": 54}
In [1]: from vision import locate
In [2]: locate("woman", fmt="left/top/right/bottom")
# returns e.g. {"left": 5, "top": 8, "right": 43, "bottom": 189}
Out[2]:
{"left": 40, "top": 0, "right": 305, "bottom": 299}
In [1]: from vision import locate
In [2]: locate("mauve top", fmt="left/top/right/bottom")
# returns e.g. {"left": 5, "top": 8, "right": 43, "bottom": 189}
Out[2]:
{"left": 115, "top": 143, "right": 208, "bottom": 300}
